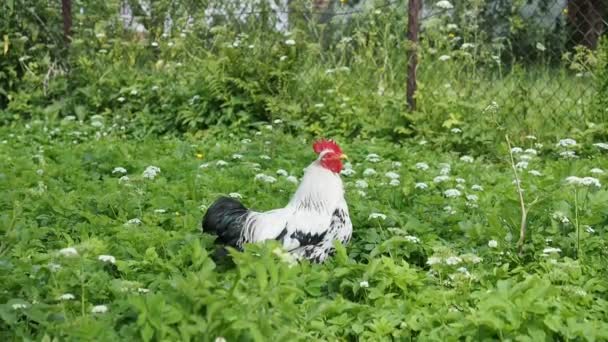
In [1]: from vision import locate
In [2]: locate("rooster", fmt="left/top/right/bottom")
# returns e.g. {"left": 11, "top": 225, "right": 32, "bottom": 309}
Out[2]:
{"left": 202, "top": 139, "right": 352, "bottom": 263}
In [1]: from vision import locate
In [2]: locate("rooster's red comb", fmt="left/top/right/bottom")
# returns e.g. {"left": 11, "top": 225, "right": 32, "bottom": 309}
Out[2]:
{"left": 313, "top": 139, "right": 342, "bottom": 155}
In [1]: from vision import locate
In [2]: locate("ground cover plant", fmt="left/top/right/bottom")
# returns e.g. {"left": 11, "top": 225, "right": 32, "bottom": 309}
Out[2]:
{"left": 1, "top": 118, "right": 608, "bottom": 340}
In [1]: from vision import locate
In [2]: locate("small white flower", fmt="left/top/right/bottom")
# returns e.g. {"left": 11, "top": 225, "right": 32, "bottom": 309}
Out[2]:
{"left": 232, "top": 153, "right": 243, "bottom": 160}
{"left": 426, "top": 256, "right": 442, "bottom": 265}
{"left": 229, "top": 192, "right": 242, "bottom": 199}
{"left": 446, "top": 24, "right": 458, "bottom": 30}
{"left": 444, "top": 189, "right": 461, "bottom": 198}
{"left": 392, "top": 161, "right": 402, "bottom": 168}
{"left": 112, "top": 167, "right": 127, "bottom": 175}
{"left": 260, "top": 155, "right": 272, "bottom": 160}
{"left": 585, "top": 225, "right": 595, "bottom": 234}
{"left": 313, "top": 103, "right": 325, "bottom": 108}
{"left": 385, "top": 171, "right": 400, "bottom": 180}
{"left": 470, "top": 256, "right": 482, "bottom": 263}
{"left": 12, "top": 303, "right": 28, "bottom": 310}
{"left": 154, "top": 209, "right": 166, "bottom": 214}
{"left": 466, "top": 194, "right": 478, "bottom": 202}
{"left": 129, "top": 89, "right": 138, "bottom": 96}
{"left": 471, "top": 184, "right": 484, "bottom": 191}
{"left": 488, "top": 240, "right": 498, "bottom": 248}
{"left": 438, "top": 55, "right": 451, "bottom": 61}
{"left": 415, "top": 162, "right": 429, "bottom": 171}
{"left": 126, "top": 218, "right": 142, "bottom": 225}
{"left": 368, "top": 213, "right": 387, "bottom": 220}
{"left": 117, "top": 97, "right": 125, "bottom": 103}
{"left": 341, "top": 168, "right": 356, "bottom": 176}
{"left": 279, "top": 55, "right": 288, "bottom": 61}
{"left": 272, "top": 247, "right": 298, "bottom": 267}
{"left": 216, "top": 160, "right": 228, "bottom": 166}
{"left": 355, "top": 180, "right": 369, "bottom": 189}
{"left": 535, "top": 42, "right": 546, "bottom": 51}
{"left": 404, "top": 235, "right": 420, "bottom": 243}
{"left": 528, "top": 170, "right": 542, "bottom": 176}
{"left": 365, "top": 153, "right": 381, "bottom": 163}
{"left": 593, "top": 143, "right": 608, "bottom": 150}
{"left": 359, "top": 281, "right": 369, "bottom": 288}
{"left": 439, "top": 167, "right": 451, "bottom": 176}
{"left": 118, "top": 175, "right": 130, "bottom": 184}
{"left": 241, "top": 139, "right": 252, "bottom": 144}
{"left": 98, "top": 255, "right": 116, "bottom": 264}
{"left": 284, "top": 39, "right": 296, "bottom": 46}
{"left": 436, "top": 0, "right": 454, "bottom": 9}
{"left": 515, "top": 161, "right": 529, "bottom": 169}
{"left": 137, "top": 288, "right": 150, "bottom": 294}
{"left": 59, "top": 247, "right": 78, "bottom": 257}
{"left": 433, "top": 175, "right": 450, "bottom": 183}
{"left": 461, "top": 43, "right": 475, "bottom": 50}
{"left": 215, "top": 338, "right": 227, "bottom": 342}
{"left": 445, "top": 256, "right": 462, "bottom": 265}
{"left": 542, "top": 247, "right": 561, "bottom": 254}
{"left": 58, "top": 293, "right": 75, "bottom": 301}
{"left": 559, "top": 150, "right": 577, "bottom": 159}
{"left": 91, "top": 305, "right": 108, "bottom": 314}
{"left": 457, "top": 266, "right": 469, "bottom": 274}
{"left": 357, "top": 190, "right": 367, "bottom": 197}
{"left": 455, "top": 178, "right": 466, "bottom": 184}
{"left": 581, "top": 177, "right": 601, "bottom": 187}
{"left": 151, "top": 41, "right": 158, "bottom": 47}
{"left": 91, "top": 121, "right": 104, "bottom": 128}
{"left": 524, "top": 148, "right": 538, "bottom": 155}
{"left": 254, "top": 174, "right": 277, "bottom": 183}
{"left": 286, "top": 176, "right": 298, "bottom": 184}
{"left": 415, "top": 182, "right": 428, "bottom": 189}
{"left": 363, "top": 168, "right": 377, "bottom": 177}
{"left": 142, "top": 166, "right": 161, "bottom": 180}
{"left": 590, "top": 168, "right": 604, "bottom": 174}
{"left": 557, "top": 138, "right": 577, "bottom": 147}
{"left": 389, "top": 179, "right": 400, "bottom": 186}
{"left": 273, "top": 119, "right": 282, "bottom": 124}
{"left": 276, "top": 169, "right": 289, "bottom": 177}
{"left": 199, "top": 163, "right": 210, "bottom": 169}
{"left": 460, "top": 155, "right": 474, "bottom": 163}
{"left": 450, "top": 128, "right": 462, "bottom": 134}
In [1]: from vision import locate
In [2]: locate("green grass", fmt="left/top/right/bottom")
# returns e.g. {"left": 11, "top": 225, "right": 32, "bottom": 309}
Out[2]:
{"left": 1, "top": 119, "right": 607, "bottom": 340}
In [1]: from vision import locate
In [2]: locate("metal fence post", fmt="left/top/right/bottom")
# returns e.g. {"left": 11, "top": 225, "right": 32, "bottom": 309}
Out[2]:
{"left": 406, "top": 0, "right": 421, "bottom": 111}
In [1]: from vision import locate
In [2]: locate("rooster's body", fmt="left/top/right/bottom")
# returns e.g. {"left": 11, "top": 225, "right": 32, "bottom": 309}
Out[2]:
{"left": 202, "top": 140, "right": 352, "bottom": 263}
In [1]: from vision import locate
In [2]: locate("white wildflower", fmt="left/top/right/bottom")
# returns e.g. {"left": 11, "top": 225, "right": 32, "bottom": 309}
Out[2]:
{"left": 385, "top": 171, "right": 400, "bottom": 180}
{"left": 455, "top": 178, "right": 466, "bottom": 184}
{"left": 286, "top": 176, "right": 298, "bottom": 184}
{"left": 471, "top": 184, "right": 484, "bottom": 191}
{"left": 12, "top": 303, "right": 28, "bottom": 310}
{"left": 590, "top": 168, "right": 604, "bottom": 174}
{"left": 488, "top": 240, "right": 498, "bottom": 248}
{"left": 216, "top": 160, "right": 228, "bottom": 166}
{"left": 460, "top": 155, "right": 474, "bottom": 163}
{"left": 450, "top": 127, "right": 462, "bottom": 134}
{"left": 404, "top": 235, "right": 420, "bottom": 243}
{"left": 415, "top": 182, "right": 428, "bottom": 189}
{"left": 438, "top": 55, "right": 451, "bottom": 61}
{"left": 415, "top": 162, "right": 429, "bottom": 171}
{"left": 229, "top": 192, "right": 242, "bottom": 199}
{"left": 366, "top": 153, "right": 381, "bottom": 163}
{"left": 542, "top": 247, "right": 561, "bottom": 254}
{"left": 389, "top": 179, "right": 400, "bottom": 186}
{"left": 445, "top": 256, "right": 462, "bottom": 265}
{"left": 272, "top": 247, "right": 297, "bottom": 267}
{"left": 466, "top": 194, "right": 478, "bottom": 202}
{"left": 154, "top": 209, "right": 166, "bottom": 214}
{"left": 112, "top": 167, "right": 127, "bottom": 175}
{"left": 593, "top": 143, "right": 608, "bottom": 150}
{"left": 98, "top": 255, "right": 116, "bottom": 264}
{"left": 433, "top": 175, "right": 450, "bottom": 183}
{"left": 284, "top": 39, "right": 296, "bottom": 46}
{"left": 357, "top": 190, "right": 367, "bottom": 197}
{"left": 557, "top": 138, "right": 576, "bottom": 147}
{"left": 439, "top": 167, "right": 451, "bottom": 176}
{"left": 368, "top": 213, "right": 387, "bottom": 220}
{"left": 117, "top": 97, "right": 125, "bottom": 103}
{"left": 199, "top": 163, "right": 210, "bottom": 169}
{"left": 313, "top": 103, "right": 325, "bottom": 108}
{"left": 341, "top": 168, "right": 356, "bottom": 176}
{"left": 461, "top": 43, "right": 475, "bottom": 49}
{"left": 355, "top": 180, "right": 368, "bottom": 189}
{"left": 215, "top": 338, "right": 227, "bottom": 342}
{"left": 559, "top": 150, "right": 577, "bottom": 159}
{"left": 118, "top": 175, "right": 130, "bottom": 184}
{"left": 137, "top": 288, "right": 150, "bottom": 294}
{"left": 436, "top": 0, "right": 454, "bottom": 9}
{"left": 444, "top": 189, "right": 461, "bottom": 198}
{"left": 91, "top": 305, "right": 108, "bottom": 314}
{"left": 526, "top": 135, "right": 537, "bottom": 140}
{"left": 581, "top": 177, "right": 601, "bottom": 187}
{"left": 260, "top": 155, "right": 271, "bottom": 160}
{"left": 58, "top": 293, "right": 75, "bottom": 301}
{"left": 359, "top": 281, "right": 369, "bottom": 288}
{"left": 392, "top": 161, "right": 402, "bottom": 168}
{"left": 427, "top": 256, "right": 442, "bottom": 265}
{"left": 528, "top": 170, "right": 542, "bottom": 176}
{"left": 142, "top": 166, "right": 161, "bottom": 179}
{"left": 254, "top": 174, "right": 277, "bottom": 183}
{"left": 241, "top": 138, "right": 252, "bottom": 144}
{"left": 511, "top": 147, "right": 523, "bottom": 154}
{"left": 515, "top": 161, "right": 528, "bottom": 169}
{"left": 363, "top": 168, "right": 377, "bottom": 177}
{"left": 232, "top": 153, "right": 243, "bottom": 160}
{"left": 276, "top": 169, "right": 289, "bottom": 177}
{"left": 524, "top": 148, "right": 538, "bottom": 155}
{"left": 59, "top": 247, "right": 78, "bottom": 257}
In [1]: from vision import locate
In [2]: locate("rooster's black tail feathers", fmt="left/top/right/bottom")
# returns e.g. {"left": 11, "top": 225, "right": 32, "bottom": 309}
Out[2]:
{"left": 202, "top": 196, "right": 249, "bottom": 248}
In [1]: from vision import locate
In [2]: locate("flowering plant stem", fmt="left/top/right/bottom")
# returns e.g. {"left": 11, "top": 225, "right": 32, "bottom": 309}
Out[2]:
{"left": 506, "top": 135, "right": 528, "bottom": 255}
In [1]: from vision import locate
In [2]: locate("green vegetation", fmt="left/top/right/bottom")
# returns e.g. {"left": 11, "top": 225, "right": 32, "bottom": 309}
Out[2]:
{"left": 1, "top": 0, "right": 608, "bottom": 340}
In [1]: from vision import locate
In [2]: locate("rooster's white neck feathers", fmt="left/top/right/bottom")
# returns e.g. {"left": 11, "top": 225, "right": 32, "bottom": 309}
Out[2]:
{"left": 288, "top": 159, "right": 344, "bottom": 214}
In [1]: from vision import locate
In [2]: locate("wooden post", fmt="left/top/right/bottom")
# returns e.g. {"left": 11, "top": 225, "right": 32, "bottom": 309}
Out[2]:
{"left": 406, "top": 0, "right": 421, "bottom": 111}
{"left": 62, "top": 0, "right": 72, "bottom": 43}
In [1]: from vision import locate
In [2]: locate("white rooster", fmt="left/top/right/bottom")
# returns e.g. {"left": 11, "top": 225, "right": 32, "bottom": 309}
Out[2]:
{"left": 202, "top": 139, "right": 352, "bottom": 263}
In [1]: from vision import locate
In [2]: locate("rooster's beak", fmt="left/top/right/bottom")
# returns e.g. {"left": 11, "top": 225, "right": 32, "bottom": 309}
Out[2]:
{"left": 340, "top": 154, "right": 349, "bottom": 160}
